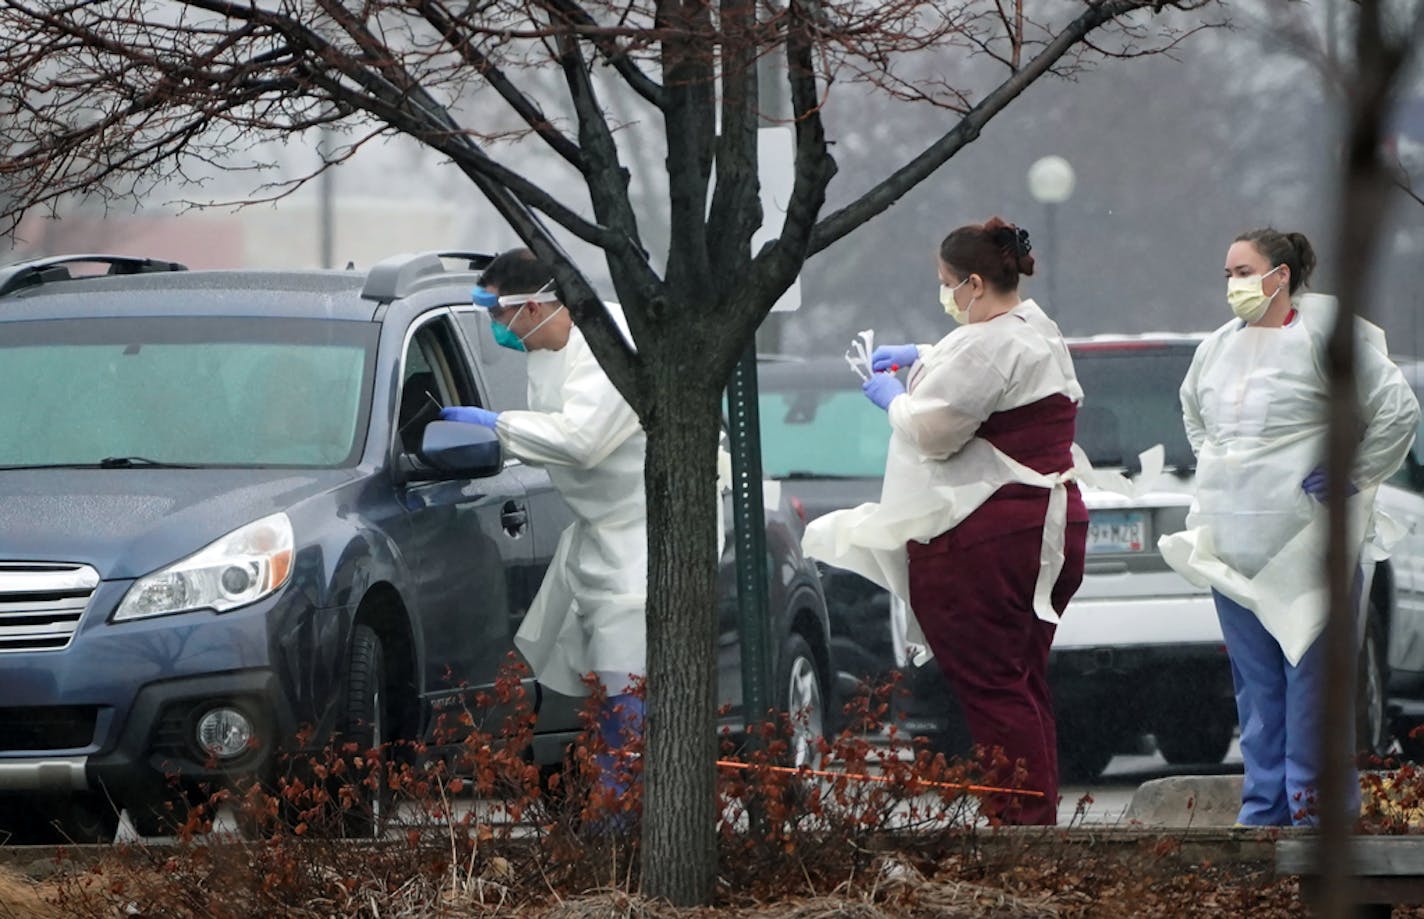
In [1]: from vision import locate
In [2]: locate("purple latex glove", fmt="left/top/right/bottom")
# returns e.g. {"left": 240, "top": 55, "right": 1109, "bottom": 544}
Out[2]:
{"left": 1302, "top": 465, "right": 1358, "bottom": 503}
{"left": 871, "top": 344, "right": 919, "bottom": 373}
{"left": 440, "top": 406, "right": 500, "bottom": 429}
{"left": 862, "top": 373, "right": 906, "bottom": 411}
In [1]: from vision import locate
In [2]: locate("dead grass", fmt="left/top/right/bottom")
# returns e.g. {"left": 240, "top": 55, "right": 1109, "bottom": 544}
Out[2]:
{"left": 0, "top": 867, "right": 62, "bottom": 919}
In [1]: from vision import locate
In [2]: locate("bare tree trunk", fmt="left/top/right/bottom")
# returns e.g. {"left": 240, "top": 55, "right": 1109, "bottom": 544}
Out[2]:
{"left": 640, "top": 371, "right": 723, "bottom": 906}
{"left": 1319, "top": 266, "right": 1361, "bottom": 919}
{"left": 1318, "top": 3, "right": 1418, "bottom": 915}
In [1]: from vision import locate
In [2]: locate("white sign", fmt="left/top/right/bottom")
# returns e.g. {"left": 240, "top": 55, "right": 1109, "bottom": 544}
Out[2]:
{"left": 754, "top": 126, "right": 802, "bottom": 313}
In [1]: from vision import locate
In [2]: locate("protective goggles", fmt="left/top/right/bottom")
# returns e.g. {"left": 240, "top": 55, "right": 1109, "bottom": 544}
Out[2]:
{"left": 471, "top": 280, "right": 558, "bottom": 312}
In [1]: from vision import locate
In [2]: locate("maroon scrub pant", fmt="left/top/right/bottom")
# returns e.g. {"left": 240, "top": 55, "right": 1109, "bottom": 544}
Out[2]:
{"left": 908, "top": 508, "right": 1088, "bottom": 826}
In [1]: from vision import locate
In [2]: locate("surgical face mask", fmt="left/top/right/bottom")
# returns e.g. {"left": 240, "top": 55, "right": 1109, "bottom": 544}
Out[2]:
{"left": 491, "top": 300, "right": 568, "bottom": 352}
{"left": 1227, "top": 265, "right": 1284, "bottom": 323}
{"left": 491, "top": 308, "right": 528, "bottom": 352}
{"left": 939, "top": 277, "right": 974, "bottom": 325}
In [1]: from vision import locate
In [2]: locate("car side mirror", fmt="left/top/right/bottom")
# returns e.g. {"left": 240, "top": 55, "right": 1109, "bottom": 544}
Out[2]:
{"left": 416, "top": 421, "right": 503, "bottom": 479}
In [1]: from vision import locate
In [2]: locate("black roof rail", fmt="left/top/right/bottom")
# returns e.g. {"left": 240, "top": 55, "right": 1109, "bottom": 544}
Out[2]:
{"left": 0, "top": 254, "right": 188, "bottom": 298}
{"left": 360, "top": 251, "right": 495, "bottom": 303}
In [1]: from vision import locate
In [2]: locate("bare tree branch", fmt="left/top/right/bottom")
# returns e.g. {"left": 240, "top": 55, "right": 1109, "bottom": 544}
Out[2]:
{"left": 539, "top": 0, "right": 667, "bottom": 107}
{"left": 704, "top": 0, "right": 761, "bottom": 289}
{"left": 808, "top": 0, "right": 1184, "bottom": 255}
{"left": 413, "top": 0, "right": 587, "bottom": 169}
{"left": 657, "top": 0, "right": 718, "bottom": 301}
{"left": 550, "top": 17, "right": 660, "bottom": 299}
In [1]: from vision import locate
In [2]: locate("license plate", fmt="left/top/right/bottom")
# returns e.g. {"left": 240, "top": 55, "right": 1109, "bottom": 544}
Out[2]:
{"left": 1087, "top": 510, "right": 1148, "bottom": 554}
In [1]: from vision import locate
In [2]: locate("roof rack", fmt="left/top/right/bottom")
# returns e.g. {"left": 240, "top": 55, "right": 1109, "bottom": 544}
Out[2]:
{"left": 360, "top": 251, "right": 495, "bottom": 303}
{"left": 0, "top": 254, "right": 188, "bottom": 298}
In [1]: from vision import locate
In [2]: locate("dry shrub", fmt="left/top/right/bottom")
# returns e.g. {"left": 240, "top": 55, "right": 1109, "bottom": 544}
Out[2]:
{"left": 714, "top": 676, "right": 989, "bottom": 901}
{"left": 20, "top": 668, "right": 1318, "bottom": 917}
{"left": 1359, "top": 731, "right": 1424, "bottom": 832}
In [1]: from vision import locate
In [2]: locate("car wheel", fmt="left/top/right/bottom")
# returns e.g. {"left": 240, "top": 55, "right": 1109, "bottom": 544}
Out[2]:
{"left": 777, "top": 633, "right": 826, "bottom": 768}
{"left": 339, "top": 624, "right": 390, "bottom": 838}
{"left": 36, "top": 792, "right": 119, "bottom": 844}
{"left": 1357, "top": 605, "right": 1390, "bottom": 759}
{"left": 0, "top": 796, "right": 32, "bottom": 844}
{"left": 1056, "top": 714, "right": 1115, "bottom": 783}
{"left": 1154, "top": 709, "right": 1235, "bottom": 766}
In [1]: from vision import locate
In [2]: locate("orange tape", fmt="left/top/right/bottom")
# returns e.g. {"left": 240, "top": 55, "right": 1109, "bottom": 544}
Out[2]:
{"left": 714, "top": 759, "right": 1045, "bottom": 799}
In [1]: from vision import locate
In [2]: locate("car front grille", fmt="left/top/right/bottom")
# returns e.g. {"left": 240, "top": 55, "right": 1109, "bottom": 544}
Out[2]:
{"left": 0, "top": 564, "right": 99, "bottom": 652}
{"left": 0, "top": 705, "right": 99, "bottom": 751}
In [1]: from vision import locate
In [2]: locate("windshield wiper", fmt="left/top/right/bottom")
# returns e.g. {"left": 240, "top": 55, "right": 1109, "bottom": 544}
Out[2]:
{"left": 98, "top": 456, "right": 199, "bottom": 469}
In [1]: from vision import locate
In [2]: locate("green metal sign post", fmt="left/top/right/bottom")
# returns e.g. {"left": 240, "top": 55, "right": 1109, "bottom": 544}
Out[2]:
{"left": 726, "top": 345, "right": 772, "bottom": 737}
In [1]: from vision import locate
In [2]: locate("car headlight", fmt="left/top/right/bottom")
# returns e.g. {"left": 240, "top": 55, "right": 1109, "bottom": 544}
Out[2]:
{"left": 113, "top": 513, "right": 294, "bottom": 622}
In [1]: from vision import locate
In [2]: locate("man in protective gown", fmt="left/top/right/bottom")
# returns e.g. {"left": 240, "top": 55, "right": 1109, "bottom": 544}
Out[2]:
{"left": 441, "top": 249, "right": 647, "bottom": 795}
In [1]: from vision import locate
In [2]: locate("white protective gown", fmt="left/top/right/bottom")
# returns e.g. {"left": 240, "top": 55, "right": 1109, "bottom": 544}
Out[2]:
{"left": 500, "top": 307, "right": 647, "bottom": 697}
{"left": 1159, "top": 294, "right": 1419, "bottom": 665}
{"left": 803, "top": 300, "right": 1084, "bottom": 628}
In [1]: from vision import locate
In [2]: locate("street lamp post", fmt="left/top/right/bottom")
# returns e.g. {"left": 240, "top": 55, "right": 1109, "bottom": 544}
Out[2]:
{"left": 1026, "top": 155, "right": 1076, "bottom": 315}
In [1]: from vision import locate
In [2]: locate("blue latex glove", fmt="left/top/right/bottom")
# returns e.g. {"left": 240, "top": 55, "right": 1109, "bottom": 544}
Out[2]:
{"left": 1302, "top": 465, "right": 1358, "bottom": 503}
{"left": 862, "top": 373, "right": 906, "bottom": 411}
{"left": 871, "top": 344, "right": 919, "bottom": 373}
{"left": 440, "top": 406, "right": 500, "bottom": 429}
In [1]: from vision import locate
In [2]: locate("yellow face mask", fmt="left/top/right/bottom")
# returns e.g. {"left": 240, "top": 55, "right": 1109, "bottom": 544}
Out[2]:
{"left": 939, "top": 277, "right": 974, "bottom": 325}
{"left": 1226, "top": 265, "right": 1284, "bottom": 323}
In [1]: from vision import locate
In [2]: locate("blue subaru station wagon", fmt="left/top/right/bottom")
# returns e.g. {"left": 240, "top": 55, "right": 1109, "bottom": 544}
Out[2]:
{"left": 0, "top": 253, "right": 844, "bottom": 842}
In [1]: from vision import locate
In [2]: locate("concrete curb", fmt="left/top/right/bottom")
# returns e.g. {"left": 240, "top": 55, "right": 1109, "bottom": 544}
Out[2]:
{"left": 972, "top": 825, "right": 1295, "bottom": 865}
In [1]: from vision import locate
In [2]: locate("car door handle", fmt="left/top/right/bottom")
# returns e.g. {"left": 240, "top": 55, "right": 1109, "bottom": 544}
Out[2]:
{"left": 501, "top": 501, "right": 528, "bottom": 536}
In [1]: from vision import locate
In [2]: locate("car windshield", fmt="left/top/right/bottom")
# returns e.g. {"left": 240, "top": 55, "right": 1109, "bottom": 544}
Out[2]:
{"left": 1071, "top": 344, "right": 1197, "bottom": 471}
{"left": 0, "top": 317, "right": 376, "bottom": 468}
{"left": 758, "top": 386, "right": 890, "bottom": 478}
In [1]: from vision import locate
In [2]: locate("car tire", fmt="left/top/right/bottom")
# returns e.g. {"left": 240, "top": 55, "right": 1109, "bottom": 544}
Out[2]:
{"left": 339, "top": 624, "right": 390, "bottom": 838}
{"left": 1154, "top": 709, "right": 1235, "bottom": 766}
{"left": 1056, "top": 714, "right": 1115, "bottom": 783}
{"left": 0, "top": 796, "right": 33, "bottom": 844}
{"left": 776, "top": 633, "right": 826, "bottom": 769}
{"left": 1357, "top": 604, "right": 1390, "bottom": 759}
{"left": 38, "top": 792, "right": 119, "bottom": 844}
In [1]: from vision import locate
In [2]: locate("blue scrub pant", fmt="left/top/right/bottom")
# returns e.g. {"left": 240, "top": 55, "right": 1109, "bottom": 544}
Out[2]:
{"left": 1214, "top": 591, "right": 1360, "bottom": 826}
{"left": 595, "top": 692, "right": 644, "bottom": 797}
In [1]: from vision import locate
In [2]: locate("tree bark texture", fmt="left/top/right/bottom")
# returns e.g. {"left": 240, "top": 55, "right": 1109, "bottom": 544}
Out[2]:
{"left": 1318, "top": 4, "right": 1420, "bottom": 915}
{"left": 639, "top": 370, "right": 724, "bottom": 906}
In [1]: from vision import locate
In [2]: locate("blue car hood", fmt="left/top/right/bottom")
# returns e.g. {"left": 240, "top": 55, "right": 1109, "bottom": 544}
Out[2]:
{"left": 0, "top": 468, "right": 355, "bottom": 579}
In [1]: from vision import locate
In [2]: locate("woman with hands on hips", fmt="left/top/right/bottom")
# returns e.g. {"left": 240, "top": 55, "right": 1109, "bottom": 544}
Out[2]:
{"left": 804, "top": 216, "right": 1088, "bottom": 825}
{"left": 1159, "top": 228, "right": 1419, "bottom": 827}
